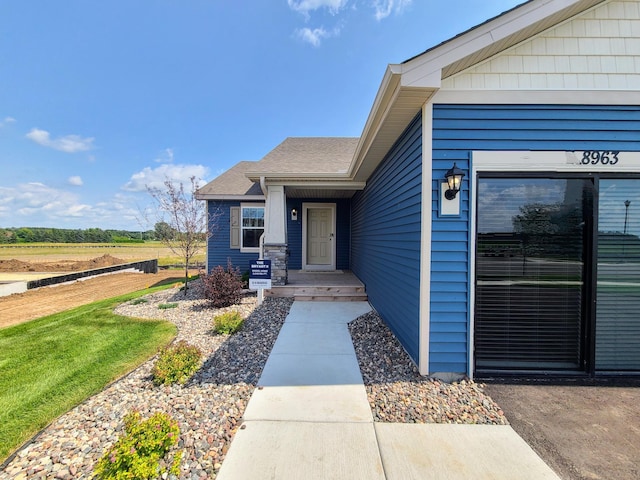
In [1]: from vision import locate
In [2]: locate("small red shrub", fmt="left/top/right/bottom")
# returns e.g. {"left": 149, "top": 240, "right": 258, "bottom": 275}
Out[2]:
{"left": 201, "top": 259, "right": 243, "bottom": 308}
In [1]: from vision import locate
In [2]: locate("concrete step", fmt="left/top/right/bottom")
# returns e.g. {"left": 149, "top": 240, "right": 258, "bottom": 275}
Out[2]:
{"left": 265, "top": 285, "right": 367, "bottom": 302}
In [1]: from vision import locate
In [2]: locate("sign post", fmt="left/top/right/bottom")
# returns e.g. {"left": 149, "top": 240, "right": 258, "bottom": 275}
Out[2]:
{"left": 249, "top": 259, "right": 272, "bottom": 304}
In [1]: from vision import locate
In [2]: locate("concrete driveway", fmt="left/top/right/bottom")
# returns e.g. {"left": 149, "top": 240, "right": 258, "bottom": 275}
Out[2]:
{"left": 484, "top": 382, "right": 640, "bottom": 480}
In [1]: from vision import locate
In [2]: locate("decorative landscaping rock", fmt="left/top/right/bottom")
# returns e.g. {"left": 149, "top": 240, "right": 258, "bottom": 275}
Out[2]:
{"left": 348, "top": 310, "right": 508, "bottom": 425}
{"left": 1, "top": 282, "right": 292, "bottom": 479}
{"left": 2, "top": 283, "right": 507, "bottom": 479}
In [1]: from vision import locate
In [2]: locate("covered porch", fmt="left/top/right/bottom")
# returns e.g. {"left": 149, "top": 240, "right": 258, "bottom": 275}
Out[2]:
{"left": 265, "top": 270, "right": 367, "bottom": 302}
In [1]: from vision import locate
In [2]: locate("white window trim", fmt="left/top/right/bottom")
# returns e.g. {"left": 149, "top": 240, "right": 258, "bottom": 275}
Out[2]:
{"left": 240, "top": 203, "right": 265, "bottom": 253}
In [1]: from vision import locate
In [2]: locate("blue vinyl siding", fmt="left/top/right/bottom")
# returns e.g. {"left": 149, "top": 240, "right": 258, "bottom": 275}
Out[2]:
{"left": 285, "top": 198, "right": 351, "bottom": 270}
{"left": 352, "top": 113, "right": 422, "bottom": 363}
{"left": 206, "top": 200, "right": 261, "bottom": 274}
{"left": 431, "top": 104, "right": 640, "bottom": 374}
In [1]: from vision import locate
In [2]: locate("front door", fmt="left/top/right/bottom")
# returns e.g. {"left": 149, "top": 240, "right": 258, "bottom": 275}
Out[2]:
{"left": 303, "top": 203, "right": 336, "bottom": 271}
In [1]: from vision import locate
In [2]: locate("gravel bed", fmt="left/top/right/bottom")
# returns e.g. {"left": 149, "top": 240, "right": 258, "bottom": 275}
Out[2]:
{"left": 1, "top": 281, "right": 293, "bottom": 480}
{"left": 349, "top": 310, "right": 508, "bottom": 425}
{"left": 2, "top": 285, "right": 507, "bottom": 479}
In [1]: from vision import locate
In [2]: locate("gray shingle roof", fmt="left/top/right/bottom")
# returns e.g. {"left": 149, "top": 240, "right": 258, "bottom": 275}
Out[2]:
{"left": 196, "top": 161, "right": 263, "bottom": 197}
{"left": 249, "top": 137, "right": 358, "bottom": 175}
{"left": 197, "top": 137, "right": 359, "bottom": 197}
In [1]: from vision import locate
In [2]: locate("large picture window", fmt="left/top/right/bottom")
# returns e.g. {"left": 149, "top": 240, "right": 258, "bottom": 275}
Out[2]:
{"left": 241, "top": 204, "right": 264, "bottom": 251}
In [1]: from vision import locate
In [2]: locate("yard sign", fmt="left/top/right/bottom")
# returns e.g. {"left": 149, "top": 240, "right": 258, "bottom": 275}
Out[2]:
{"left": 249, "top": 259, "right": 272, "bottom": 290}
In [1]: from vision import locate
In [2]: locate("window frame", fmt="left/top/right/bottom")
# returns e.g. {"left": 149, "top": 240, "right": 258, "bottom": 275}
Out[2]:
{"left": 240, "top": 203, "right": 265, "bottom": 253}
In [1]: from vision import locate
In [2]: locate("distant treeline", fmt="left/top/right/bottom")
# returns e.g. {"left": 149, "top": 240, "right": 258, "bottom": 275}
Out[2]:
{"left": 0, "top": 227, "right": 157, "bottom": 244}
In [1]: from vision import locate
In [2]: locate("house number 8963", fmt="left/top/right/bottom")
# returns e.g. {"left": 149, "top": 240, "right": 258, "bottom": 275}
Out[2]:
{"left": 581, "top": 151, "right": 620, "bottom": 165}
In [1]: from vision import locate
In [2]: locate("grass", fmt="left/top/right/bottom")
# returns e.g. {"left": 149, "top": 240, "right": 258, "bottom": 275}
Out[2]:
{"left": 0, "top": 285, "right": 179, "bottom": 463}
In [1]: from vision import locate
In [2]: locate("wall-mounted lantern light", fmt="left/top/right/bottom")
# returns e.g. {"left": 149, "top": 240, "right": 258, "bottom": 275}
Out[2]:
{"left": 444, "top": 163, "right": 465, "bottom": 200}
{"left": 291, "top": 208, "right": 298, "bottom": 221}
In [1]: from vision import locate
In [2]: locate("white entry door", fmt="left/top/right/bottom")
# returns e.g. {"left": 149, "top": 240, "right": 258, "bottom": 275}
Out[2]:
{"left": 303, "top": 203, "right": 336, "bottom": 270}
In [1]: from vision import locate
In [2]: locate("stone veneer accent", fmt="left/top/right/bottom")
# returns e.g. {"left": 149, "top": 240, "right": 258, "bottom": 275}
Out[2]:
{"left": 263, "top": 243, "right": 288, "bottom": 286}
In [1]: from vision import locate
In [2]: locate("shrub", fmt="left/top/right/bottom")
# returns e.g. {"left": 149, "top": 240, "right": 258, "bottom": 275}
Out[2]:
{"left": 158, "top": 302, "right": 178, "bottom": 310}
{"left": 152, "top": 341, "right": 202, "bottom": 386}
{"left": 213, "top": 311, "right": 244, "bottom": 335}
{"left": 93, "top": 411, "right": 182, "bottom": 479}
{"left": 201, "top": 259, "right": 243, "bottom": 308}
{"left": 132, "top": 298, "right": 148, "bottom": 305}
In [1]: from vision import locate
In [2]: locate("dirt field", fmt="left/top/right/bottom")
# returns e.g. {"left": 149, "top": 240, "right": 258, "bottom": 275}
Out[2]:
{"left": 0, "top": 243, "right": 205, "bottom": 266}
{"left": 0, "top": 270, "right": 187, "bottom": 329}
{"left": 0, "top": 254, "right": 126, "bottom": 273}
{"left": 485, "top": 382, "right": 640, "bottom": 480}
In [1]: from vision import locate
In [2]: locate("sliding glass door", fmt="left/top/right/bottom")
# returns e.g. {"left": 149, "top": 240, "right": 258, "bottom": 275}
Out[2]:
{"left": 475, "top": 174, "right": 640, "bottom": 374}
{"left": 475, "top": 177, "right": 589, "bottom": 371}
{"left": 596, "top": 179, "right": 640, "bottom": 371}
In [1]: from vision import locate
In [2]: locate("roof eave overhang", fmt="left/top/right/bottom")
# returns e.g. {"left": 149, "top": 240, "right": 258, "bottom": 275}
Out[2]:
{"left": 195, "top": 194, "right": 265, "bottom": 201}
{"left": 401, "top": 0, "right": 606, "bottom": 84}
{"left": 244, "top": 172, "right": 365, "bottom": 190}
{"left": 347, "top": 0, "right": 605, "bottom": 183}
{"left": 245, "top": 171, "right": 351, "bottom": 182}
{"left": 348, "top": 66, "right": 439, "bottom": 183}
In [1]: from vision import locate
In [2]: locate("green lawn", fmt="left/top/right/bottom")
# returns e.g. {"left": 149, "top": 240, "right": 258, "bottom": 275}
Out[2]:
{"left": 0, "top": 287, "right": 178, "bottom": 463}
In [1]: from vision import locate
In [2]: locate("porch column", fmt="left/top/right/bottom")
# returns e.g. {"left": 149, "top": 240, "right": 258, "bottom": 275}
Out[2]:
{"left": 263, "top": 185, "right": 288, "bottom": 286}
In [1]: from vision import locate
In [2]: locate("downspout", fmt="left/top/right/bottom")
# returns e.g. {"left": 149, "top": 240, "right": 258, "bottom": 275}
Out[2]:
{"left": 258, "top": 177, "right": 267, "bottom": 304}
{"left": 259, "top": 176, "right": 267, "bottom": 197}
{"left": 259, "top": 176, "right": 267, "bottom": 261}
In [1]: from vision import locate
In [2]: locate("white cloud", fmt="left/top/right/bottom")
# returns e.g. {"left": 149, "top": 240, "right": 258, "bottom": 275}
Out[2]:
{"left": 0, "top": 182, "right": 143, "bottom": 229}
{"left": 289, "top": 0, "right": 411, "bottom": 47}
{"left": 68, "top": 176, "right": 83, "bottom": 186}
{"left": 122, "top": 163, "right": 210, "bottom": 192}
{"left": 154, "top": 148, "right": 174, "bottom": 163}
{"left": 288, "top": 0, "right": 348, "bottom": 17}
{"left": 25, "top": 128, "right": 95, "bottom": 153}
{"left": 0, "top": 182, "right": 91, "bottom": 221}
{"left": 296, "top": 26, "right": 340, "bottom": 47}
{"left": 0, "top": 116, "right": 16, "bottom": 127}
{"left": 372, "top": 0, "right": 412, "bottom": 20}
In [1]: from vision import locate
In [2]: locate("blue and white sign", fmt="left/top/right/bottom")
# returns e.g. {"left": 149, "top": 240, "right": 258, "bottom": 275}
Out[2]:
{"left": 249, "top": 259, "right": 272, "bottom": 290}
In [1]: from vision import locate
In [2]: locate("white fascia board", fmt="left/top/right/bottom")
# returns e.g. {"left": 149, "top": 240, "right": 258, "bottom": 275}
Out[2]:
{"left": 246, "top": 172, "right": 353, "bottom": 181}
{"left": 245, "top": 171, "right": 366, "bottom": 190}
{"left": 195, "top": 194, "right": 265, "bottom": 201}
{"left": 243, "top": 171, "right": 367, "bottom": 191}
{"left": 268, "top": 180, "right": 366, "bottom": 190}
{"left": 401, "top": 0, "right": 591, "bottom": 87}
{"left": 349, "top": 66, "right": 403, "bottom": 176}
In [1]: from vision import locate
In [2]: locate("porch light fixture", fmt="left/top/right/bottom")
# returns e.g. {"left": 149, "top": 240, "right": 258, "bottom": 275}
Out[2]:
{"left": 444, "top": 163, "right": 465, "bottom": 200}
{"left": 291, "top": 208, "right": 298, "bottom": 221}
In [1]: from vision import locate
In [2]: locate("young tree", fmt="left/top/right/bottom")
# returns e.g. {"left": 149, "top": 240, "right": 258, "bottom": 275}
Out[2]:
{"left": 146, "top": 176, "right": 208, "bottom": 295}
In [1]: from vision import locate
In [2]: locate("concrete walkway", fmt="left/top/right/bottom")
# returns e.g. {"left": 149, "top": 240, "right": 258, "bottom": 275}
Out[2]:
{"left": 216, "top": 301, "right": 561, "bottom": 480}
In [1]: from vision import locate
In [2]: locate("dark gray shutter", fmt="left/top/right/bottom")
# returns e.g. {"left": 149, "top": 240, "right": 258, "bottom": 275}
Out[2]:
{"left": 230, "top": 207, "right": 240, "bottom": 249}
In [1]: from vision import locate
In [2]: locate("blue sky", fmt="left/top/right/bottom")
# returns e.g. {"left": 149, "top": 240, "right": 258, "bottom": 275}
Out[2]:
{"left": 0, "top": 0, "right": 522, "bottom": 230}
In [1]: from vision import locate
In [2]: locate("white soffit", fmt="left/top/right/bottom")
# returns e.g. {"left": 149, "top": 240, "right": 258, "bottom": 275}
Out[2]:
{"left": 352, "top": 87, "right": 436, "bottom": 183}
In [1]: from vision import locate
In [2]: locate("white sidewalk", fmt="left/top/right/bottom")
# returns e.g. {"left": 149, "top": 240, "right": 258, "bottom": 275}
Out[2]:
{"left": 216, "top": 301, "right": 560, "bottom": 480}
